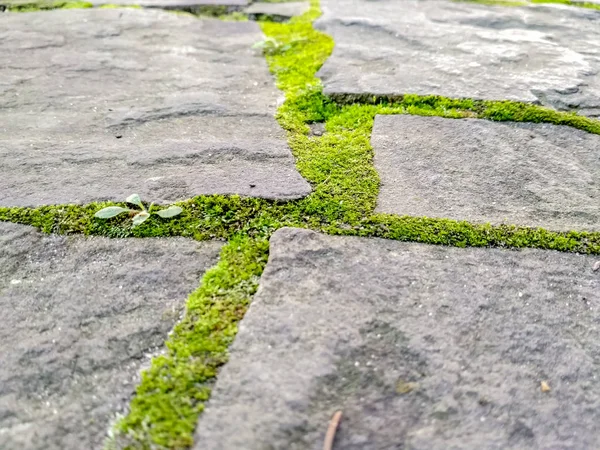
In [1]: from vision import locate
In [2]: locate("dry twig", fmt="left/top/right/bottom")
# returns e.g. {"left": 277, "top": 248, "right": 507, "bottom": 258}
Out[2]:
{"left": 323, "top": 410, "right": 343, "bottom": 450}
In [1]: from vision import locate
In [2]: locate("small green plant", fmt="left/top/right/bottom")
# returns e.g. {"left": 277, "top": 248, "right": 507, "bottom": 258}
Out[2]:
{"left": 253, "top": 36, "right": 308, "bottom": 56}
{"left": 94, "top": 194, "right": 182, "bottom": 227}
{"left": 253, "top": 37, "right": 292, "bottom": 55}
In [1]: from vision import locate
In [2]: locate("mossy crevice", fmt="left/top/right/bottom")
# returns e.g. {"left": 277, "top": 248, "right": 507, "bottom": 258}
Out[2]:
{"left": 108, "top": 234, "right": 270, "bottom": 449}
{"left": 3, "top": 0, "right": 600, "bottom": 448}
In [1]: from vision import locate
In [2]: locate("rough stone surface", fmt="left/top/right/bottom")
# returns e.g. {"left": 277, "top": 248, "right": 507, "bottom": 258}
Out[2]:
{"left": 194, "top": 227, "right": 600, "bottom": 450}
{"left": 0, "top": 0, "right": 249, "bottom": 8}
{"left": 90, "top": 0, "right": 249, "bottom": 8}
{"left": 0, "top": 9, "right": 310, "bottom": 207}
{"left": 372, "top": 115, "right": 600, "bottom": 232}
{"left": 245, "top": 1, "right": 309, "bottom": 20}
{"left": 0, "top": 222, "right": 222, "bottom": 450}
{"left": 316, "top": 0, "right": 600, "bottom": 116}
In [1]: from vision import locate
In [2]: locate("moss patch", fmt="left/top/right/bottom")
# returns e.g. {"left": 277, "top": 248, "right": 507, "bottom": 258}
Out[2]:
{"left": 530, "top": 0, "right": 600, "bottom": 10}
{"left": 3, "top": 0, "right": 92, "bottom": 11}
{"left": 3, "top": 0, "right": 600, "bottom": 448}
{"left": 109, "top": 235, "right": 269, "bottom": 449}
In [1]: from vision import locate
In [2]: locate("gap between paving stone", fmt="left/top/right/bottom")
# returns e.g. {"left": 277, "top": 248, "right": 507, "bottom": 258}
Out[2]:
{"left": 2, "top": 1, "right": 600, "bottom": 448}
{"left": 0, "top": 221, "right": 223, "bottom": 450}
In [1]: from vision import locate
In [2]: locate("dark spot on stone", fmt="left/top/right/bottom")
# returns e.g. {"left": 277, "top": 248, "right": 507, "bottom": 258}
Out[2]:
{"left": 250, "top": 184, "right": 256, "bottom": 188}
{"left": 509, "top": 420, "right": 535, "bottom": 443}
{"left": 478, "top": 396, "right": 490, "bottom": 406}
{"left": 115, "top": 135, "right": 123, "bottom": 139}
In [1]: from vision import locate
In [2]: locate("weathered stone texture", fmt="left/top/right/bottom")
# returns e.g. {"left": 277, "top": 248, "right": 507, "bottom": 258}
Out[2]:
{"left": 372, "top": 115, "right": 600, "bottom": 231}
{"left": 316, "top": 0, "right": 600, "bottom": 116}
{"left": 0, "top": 222, "right": 222, "bottom": 450}
{"left": 194, "top": 227, "right": 600, "bottom": 450}
{"left": 91, "top": 0, "right": 249, "bottom": 7}
{"left": 0, "top": 0, "right": 250, "bottom": 9}
{"left": 245, "top": 1, "right": 309, "bottom": 20}
{"left": 0, "top": 9, "right": 310, "bottom": 207}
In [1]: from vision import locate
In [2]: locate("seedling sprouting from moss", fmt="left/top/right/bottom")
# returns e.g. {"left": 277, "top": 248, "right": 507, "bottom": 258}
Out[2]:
{"left": 253, "top": 37, "right": 292, "bottom": 55}
{"left": 94, "top": 194, "right": 182, "bottom": 227}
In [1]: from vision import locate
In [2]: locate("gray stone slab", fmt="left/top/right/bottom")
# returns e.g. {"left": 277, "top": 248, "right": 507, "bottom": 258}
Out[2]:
{"left": 0, "top": 0, "right": 249, "bottom": 13}
{"left": 245, "top": 1, "right": 309, "bottom": 20}
{"left": 194, "top": 227, "right": 600, "bottom": 450}
{"left": 0, "top": 9, "right": 310, "bottom": 207}
{"left": 372, "top": 115, "right": 600, "bottom": 232}
{"left": 0, "top": 222, "right": 222, "bottom": 450}
{"left": 316, "top": 0, "right": 600, "bottom": 116}
{"left": 89, "top": 0, "right": 249, "bottom": 8}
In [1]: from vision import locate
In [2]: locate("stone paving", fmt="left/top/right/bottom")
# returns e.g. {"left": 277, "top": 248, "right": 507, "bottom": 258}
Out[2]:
{"left": 195, "top": 227, "right": 600, "bottom": 450}
{"left": 2, "top": 0, "right": 600, "bottom": 449}
{"left": 372, "top": 115, "right": 600, "bottom": 231}
{"left": 0, "top": 9, "right": 310, "bottom": 207}
{"left": 0, "top": 222, "right": 222, "bottom": 449}
{"left": 316, "top": 0, "right": 600, "bottom": 116}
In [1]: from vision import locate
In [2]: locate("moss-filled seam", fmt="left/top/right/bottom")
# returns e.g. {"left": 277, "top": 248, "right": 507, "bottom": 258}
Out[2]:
{"left": 2, "top": 1, "right": 600, "bottom": 448}
{"left": 106, "top": 235, "right": 269, "bottom": 449}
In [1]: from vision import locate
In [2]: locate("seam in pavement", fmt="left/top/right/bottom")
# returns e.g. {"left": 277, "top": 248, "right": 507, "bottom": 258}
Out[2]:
{"left": 1, "top": 0, "right": 600, "bottom": 448}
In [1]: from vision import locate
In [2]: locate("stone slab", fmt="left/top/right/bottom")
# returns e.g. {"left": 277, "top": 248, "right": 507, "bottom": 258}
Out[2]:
{"left": 0, "top": 221, "right": 222, "bottom": 450}
{"left": 316, "top": 0, "right": 600, "bottom": 116}
{"left": 0, "top": 0, "right": 249, "bottom": 9}
{"left": 194, "top": 227, "right": 600, "bottom": 450}
{"left": 0, "top": 9, "right": 310, "bottom": 207}
{"left": 245, "top": 1, "right": 309, "bottom": 20}
{"left": 372, "top": 115, "right": 600, "bottom": 232}
{"left": 89, "top": 0, "right": 249, "bottom": 8}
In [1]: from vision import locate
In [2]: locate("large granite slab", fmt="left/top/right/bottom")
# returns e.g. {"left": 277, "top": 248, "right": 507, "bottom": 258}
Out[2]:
{"left": 194, "top": 227, "right": 600, "bottom": 450}
{"left": 316, "top": 0, "right": 600, "bottom": 116}
{"left": 372, "top": 115, "right": 600, "bottom": 232}
{"left": 0, "top": 222, "right": 222, "bottom": 450}
{"left": 0, "top": 9, "right": 310, "bottom": 207}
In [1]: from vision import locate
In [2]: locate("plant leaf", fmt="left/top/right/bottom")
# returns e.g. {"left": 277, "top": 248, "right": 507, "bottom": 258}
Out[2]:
{"left": 94, "top": 206, "right": 130, "bottom": 219}
{"left": 155, "top": 206, "right": 183, "bottom": 218}
{"left": 126, "top": 193, "right": 143, "bottom": 209}
{"left": 132, "top": 211, "right": 150, "bottom": 227}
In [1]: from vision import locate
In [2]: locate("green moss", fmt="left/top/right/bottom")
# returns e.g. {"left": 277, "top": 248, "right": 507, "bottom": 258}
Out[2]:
{"left": 111, "top": 235, "right": 270, "bottom": 449}
{"left": 5, "top": 0, "right": 92, "bottom": 12}
{"left": 3, "top": 0, "right": 600, "bottom": 448}
{"left": 530, "top": 0, "right": 600, "bottom": 10}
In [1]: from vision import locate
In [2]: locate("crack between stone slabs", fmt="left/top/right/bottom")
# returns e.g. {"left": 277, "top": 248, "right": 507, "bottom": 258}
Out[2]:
{"left": 1, "top": 0, "right": 600, "bottom": 448}
{"left": 99, "top": 1, "right": 600, "bottom": 446}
